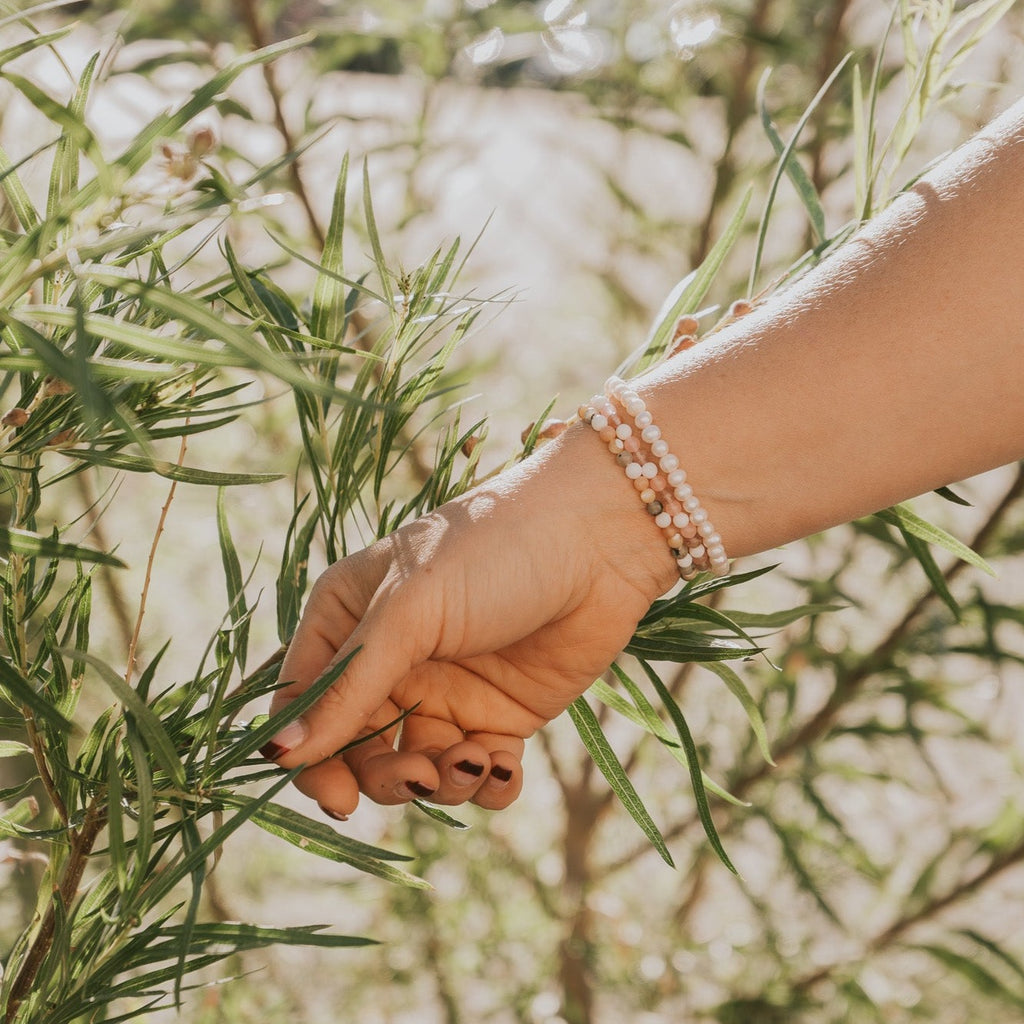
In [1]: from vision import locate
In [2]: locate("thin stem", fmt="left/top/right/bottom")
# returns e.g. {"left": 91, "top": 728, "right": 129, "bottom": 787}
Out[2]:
{"left": 233, "top": 0, "right": 325, "bottom": 249}
{"left": 125, "top": 385, "right": 196, "bottom": 688}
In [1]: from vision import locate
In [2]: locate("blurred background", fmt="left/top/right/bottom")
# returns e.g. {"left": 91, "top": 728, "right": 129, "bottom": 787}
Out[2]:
{"left": 3, "top": 1, "right": 1024, "bottom": 1021}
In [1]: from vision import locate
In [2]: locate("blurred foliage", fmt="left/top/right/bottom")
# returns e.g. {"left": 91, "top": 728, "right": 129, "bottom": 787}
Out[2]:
{"left": 0, "top": 0, "right": 1023, "bottom": 1022}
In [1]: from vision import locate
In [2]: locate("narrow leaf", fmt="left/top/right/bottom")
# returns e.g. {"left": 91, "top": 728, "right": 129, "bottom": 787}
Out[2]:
{"left": 568, "top": 696, "right": 674, "bottom": 867}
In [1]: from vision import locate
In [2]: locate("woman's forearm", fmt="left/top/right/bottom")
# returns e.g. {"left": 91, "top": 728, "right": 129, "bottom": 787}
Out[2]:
{"left": 628, "top": 97, "right": 1024, "bottom": 560}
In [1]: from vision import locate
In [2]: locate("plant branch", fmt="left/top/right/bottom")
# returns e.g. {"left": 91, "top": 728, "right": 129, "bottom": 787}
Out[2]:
{"left": 3, "top": 798, "right": 107, "bottom": 1023}
{"left": 233, "top": 0, "right": 325, "bottom": 250}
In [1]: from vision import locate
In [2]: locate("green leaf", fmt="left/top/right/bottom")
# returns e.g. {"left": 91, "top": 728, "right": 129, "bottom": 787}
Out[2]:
{"left": 749, "top": 53, "right": 853, "bottom": 295}
{"left": 875, "top": 503, "right": 995, "bottom": 576}
{"left": 631, "top": 187, "right": 752, "bottom": 373}
{"left": 757, "top": 68, "right": 827, "bottom": 242}
{"left": 216, "top": 488, "right": 249, "bottom": 668}
{"left": 158, "top": 921, "right": 376, "bottom": 951}
{"left": 0, "top": 739, "right": 32, "bottom": 757}
{"left": 0, "top": 656, "right": 73, "bottom": 732}
{"left": 412, "top": 800, "right": 470, "bottom": 830}
{"left": 75, "top": 650, "right": 186, "bottom": 787}
{"left": 702, "top": 661, "right": 775, "bottom": 765}
{"left": 567, "top": 696, "right": 674, "bottom": 867}
{"left": 897, "top": 526, "right": 960, "bottom": 617}
{"left": 640, "top": 660, "right": 738, "bottom": 874}
{"left": 244, "top": 800, "right": 429, "bottom": 887}
{"left": 311, "top": 154, "right": 350, "bottom": 344}
{"left": 67, "top": 448, "right": 281, "bottom": 487}
{"left": 625, "top": 633, "right": 761, "bottom": 663}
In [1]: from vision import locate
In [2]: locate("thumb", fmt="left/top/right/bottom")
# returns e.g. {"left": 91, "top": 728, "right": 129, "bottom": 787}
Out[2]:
{"left": 262, "top": 596, "right": 422, "bottom": 769}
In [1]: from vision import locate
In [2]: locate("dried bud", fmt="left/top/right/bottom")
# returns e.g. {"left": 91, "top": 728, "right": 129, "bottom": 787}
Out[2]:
{"left": 46, "top": 428, "right": 76, "bottom": 448}
{"left": 188, "top": 126, "right": 216, "bottom": 158}
{"left": 537, "top": 418, "right": 568, "bottom": 441}
{"left": 461, "top": 435, "right": 481, "bottom": 458}
{"left": 2, "top": 408, "right": 29, "bottom": 427}
{"left": 673, "top": 315, "right": 700, "bottom": 340}
{"left": 42, "top": 376, "right": 73, "bottom": 397}
{"left": 729, "top": 299, "right": 753, "bottom": 318}
{"left": 668, "top": 335, "right": 698, "bottom": 358}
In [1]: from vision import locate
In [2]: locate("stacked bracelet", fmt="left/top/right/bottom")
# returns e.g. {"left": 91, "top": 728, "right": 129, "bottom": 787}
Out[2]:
{"left": 578, "top": 375, "right": 729, "bottom": 581}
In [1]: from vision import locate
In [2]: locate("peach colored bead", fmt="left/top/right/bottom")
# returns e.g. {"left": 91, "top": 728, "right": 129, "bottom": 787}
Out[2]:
{"left": 639, "top": 488, "right": 656, "bottom": 504}
{"left": 623, "top": 437, "right": 641, "bottom": 453}
{"left": 664, "top": 499, "right": 682, "bottom": 516}
{"left": 650, "top": 474, "right": 667, "bottom": 492}
{"left": 599, "top": 426, "right": 616, "bottom": 443}
{"left": 681, "top": 524, "right": 698, "bottom": 539}
{"left": 633, "top": 476, "right": 648, "bottom": 492}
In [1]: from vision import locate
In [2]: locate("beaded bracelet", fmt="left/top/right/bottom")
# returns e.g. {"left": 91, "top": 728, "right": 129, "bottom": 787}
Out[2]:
{"left": 578, "top": 375, "right": 729, "bottom": 581}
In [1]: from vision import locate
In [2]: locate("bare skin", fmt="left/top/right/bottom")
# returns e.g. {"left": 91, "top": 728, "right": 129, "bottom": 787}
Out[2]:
{"left": 266, "top": 98, "right": 1024, "bottom": 819}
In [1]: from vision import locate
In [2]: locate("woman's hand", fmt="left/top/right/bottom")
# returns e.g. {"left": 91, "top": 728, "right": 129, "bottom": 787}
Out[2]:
{"left": 263, "top": 425, "right": 677, "bottom": 818}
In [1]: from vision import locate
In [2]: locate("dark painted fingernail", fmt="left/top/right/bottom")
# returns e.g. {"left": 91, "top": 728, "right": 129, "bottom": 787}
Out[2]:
{"left": 319, "top": 805, "right": 349, "bottom": 822}
{"left": 454, "top": 759, "right": 484, "bottom": 777}
{"left": 406, "top": 780, "right": 436, "bottom": 798}
{"left": 259, "top": 719, "right": 308, "bottom": 761}
{"left": 490, "top": 765, "right": 513, "bottom": 783}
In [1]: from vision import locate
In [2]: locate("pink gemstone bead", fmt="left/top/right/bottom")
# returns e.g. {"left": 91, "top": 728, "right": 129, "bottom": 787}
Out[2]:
{"left": 624, "top": 437, "right": 641, "bottom": 453}
{"left": 650, "top": 474, "right": 667, "bottom": 492}
{"left": 599, "top": 426, "right": 616, "bottom": 443}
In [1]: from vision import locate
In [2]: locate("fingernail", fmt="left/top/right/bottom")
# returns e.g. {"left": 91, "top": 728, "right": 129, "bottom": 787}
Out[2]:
{"left": 259, "top": 718, "right": 308, "bottom": 761}
{"left": 450, "top": 759, "right": 484, "bottom": 786}
{"left": 489, "top": 765, "right": 513, "bottom": 784}
{"left": 319, "top": 805, "right": 349, "bottom": 822}
{"left": 402, "top": 780, "right": 435, "bottom": 799}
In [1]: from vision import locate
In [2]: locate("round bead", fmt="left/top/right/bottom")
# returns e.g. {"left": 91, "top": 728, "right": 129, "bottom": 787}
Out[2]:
{"left": 667, "top": 532, "right": 683, "bottom": 548}
{"left": 676, "top": 553, "right": 694, "bottom": 569}
{"left": 667, "top": 469, "right": 687, "bottom": 487}
{"left": 672, "top": 513, "right": 689, "bottom": 528}
{"left": 712, "top": 562, "right": 730, "bottom": 577}
{"left": 624, "top": 462, "right": 642, "bottom": 479}
{"left": 654, "top": 512, "right": 672, "bottom": 529}
{"left": 634, "top": 410, "right": 652, "bottom": 429}
{"left": 599, "top": 425, "right": 616, "bottom": 443}
{"left": 690, "top": 508, "right": 707, "bottom": 524}
{"left": 590, "top": 414, "right": 608, "bottom": 431}
{"left": 641, "top": 425, "right": 661, "bottom": 444}
{"left": 625, "top": 398, "right": 645, "bottom": 417}
{"left": 651, "top": 438, "right": 669, "bottom": 458}
{"left": 623, "top": 436, "right": 641, "bottom": 453}
{"left": 683, "top": 495, "right": 700, "bottom": 512}
{"left": 639, "top": 487, "right": 656, "bottom": 504}
{"left": 689, "top": 543, "right": 706, "bottom": 559}
{"left": 615, "top": 423, "right": 632, "bottom": 440}
{"left": 674, "top": 484, "right": 693, "bottom": 501}
{"left": 681, "top": 524, "right": 698, "bottom": 539}
{"left": 659, "top": 454, "right": 679, "bottom": 473}
{"left": 641, "top": 462, "right": 658, "bottom": 479}
{"left": 681, "top": 566, "right": 698, "bottom": 581}
{"left": 615, "top": 451, "right": 632, "bottom": 467}
{"left": 703, "top": 530, "right": 721, "bottom": 545}
{"left": 707, "top": 544, "right": 726, "bottom": 560}
{"left": 609, "top": 438, "right": 625, "bottom": 453}
{"left": 646, "top": 502, "right": 664, "bottom": 517}
{"left": 633, "top": 476, "right": 649, "bottom": 491}
{"left": 664, "top": 499, "right": 682, "bottom": 515}
{"left": 650, "top": 474, "right": 667, "bottom": 492}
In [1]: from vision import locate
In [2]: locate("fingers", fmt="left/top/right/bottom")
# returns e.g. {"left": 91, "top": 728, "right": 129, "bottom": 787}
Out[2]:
{"left": 267, "top": 576, "right": 427, "bottom": 770}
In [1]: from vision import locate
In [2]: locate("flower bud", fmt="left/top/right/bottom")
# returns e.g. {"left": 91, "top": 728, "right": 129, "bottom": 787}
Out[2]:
{"left": 42, "top": 376, "right": 73, "bottom": 397}
{"left": 2, "top": 408, "right": 29, "bottom": 427}
{"left": 673, "top": 315, "right": 700, "bottom": 339}
{"left": 188, "top": 126, "right": 216, "bottom": 158}
{"left": 461, "top": 435, "right": 480, "bottom": 458}
{"left": 729, "top": 298, "right": 753, "bottom": 318}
